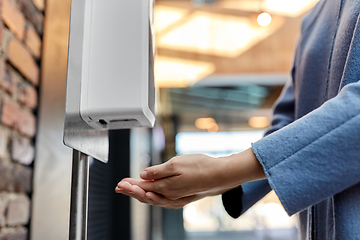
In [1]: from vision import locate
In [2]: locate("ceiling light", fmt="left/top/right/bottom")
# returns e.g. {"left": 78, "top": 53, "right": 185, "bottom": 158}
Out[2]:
{"left": 207, "top": 122, "right": 219, "bottom": 133}
{"left": 158, "top": 11, "right": 284, "bottom": 58}
{"left": 155, "top": 56, "right": 216, "bottom": 88}
{"left": 195, "top": 118, "right": 216, "bottom": 130}
{"left": 155, "top": 6, "right": 188, "bottom": 33}
{"left": 257, "top": 12, "right": 272, "bottom": 27}
{"left": 248, "top": 116, "right": 270, "bottom": 128}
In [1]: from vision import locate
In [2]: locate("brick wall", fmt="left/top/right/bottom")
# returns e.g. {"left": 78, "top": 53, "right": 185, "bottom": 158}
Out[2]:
{"left": 0, "top": 0, "right": 43, "bottom": 239}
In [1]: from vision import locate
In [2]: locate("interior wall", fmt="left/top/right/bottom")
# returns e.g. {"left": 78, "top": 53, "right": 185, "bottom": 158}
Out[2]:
{"left": 0, "top": 0, "right": 44, "bottom": 238}
{"left": 30, "top": 0, "right": 72, "bottom": 239}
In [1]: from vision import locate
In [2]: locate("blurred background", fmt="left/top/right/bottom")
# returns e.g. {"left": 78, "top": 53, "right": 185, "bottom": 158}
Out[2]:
{"left": 0, "top": 0, "right": 318, "bottom": 239}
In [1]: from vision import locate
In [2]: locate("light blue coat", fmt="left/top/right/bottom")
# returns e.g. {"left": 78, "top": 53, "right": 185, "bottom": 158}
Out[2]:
{"left": 222, "top": 0, "right": 360, "bottom": 239}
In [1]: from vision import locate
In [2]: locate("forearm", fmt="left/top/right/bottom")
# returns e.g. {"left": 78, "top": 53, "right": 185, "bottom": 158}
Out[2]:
{"left": 218, "top": 148, "right": 266, "bottom": 189}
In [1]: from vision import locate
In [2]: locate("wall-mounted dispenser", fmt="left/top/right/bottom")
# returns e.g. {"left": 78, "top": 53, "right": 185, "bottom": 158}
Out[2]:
{"left": 63, "top": 0, "right": 155, "bottom": 239}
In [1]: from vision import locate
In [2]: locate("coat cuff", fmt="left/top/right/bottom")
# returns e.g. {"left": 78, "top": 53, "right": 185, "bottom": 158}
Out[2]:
{"left": 222, "top": 180, "right": 272, "bottom": 218}
{"left": 222, "top": 186, "right": 243, "bottom": 218}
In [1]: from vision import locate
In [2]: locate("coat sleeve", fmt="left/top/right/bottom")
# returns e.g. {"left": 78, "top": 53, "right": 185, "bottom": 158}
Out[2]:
{"left": 252, "top": 19, "right": 360, "bottom": 215}
{"left": 222, "top": 79, "right": 296, "bottom": 218}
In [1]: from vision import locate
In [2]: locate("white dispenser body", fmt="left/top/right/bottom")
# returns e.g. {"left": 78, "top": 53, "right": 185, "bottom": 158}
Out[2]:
{"left": 64, "top": 0, "right": 155, "bottom": 161}
{"left": 79, "top": 0, "right": 155, "bottom": 130}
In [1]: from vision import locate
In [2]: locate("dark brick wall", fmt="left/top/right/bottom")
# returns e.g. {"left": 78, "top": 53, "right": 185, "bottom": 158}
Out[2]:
{"left": 0, "top": 0, "right": 43, "bottom": 239}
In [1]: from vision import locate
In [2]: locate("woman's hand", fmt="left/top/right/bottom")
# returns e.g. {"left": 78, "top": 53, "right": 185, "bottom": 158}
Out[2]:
{"left": 114, "top": 153, "right": 233, "bottom": 208}
{"left": 115, "top": 178, "right": 236, "bottom": 209}
{"left": 115, "top": 148, "right": 266, "bottom": 206}
{"left": 122, "top": 154, "right": 231, "bottom": 200}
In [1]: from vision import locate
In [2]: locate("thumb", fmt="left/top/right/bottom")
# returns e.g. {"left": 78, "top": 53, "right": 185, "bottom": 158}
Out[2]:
{"left": 140, "top": 162, "right": 175, "bottom": 180}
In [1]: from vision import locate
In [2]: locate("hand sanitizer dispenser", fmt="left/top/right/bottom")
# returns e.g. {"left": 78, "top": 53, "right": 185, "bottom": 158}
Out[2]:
{"left": 63, "top": 0, "right": 155, "bottom": 239}
{"left": 77, "top": 0, "right": 156, "bottom": 130}
{"left": 64, "top": 0, "right": 155, "bottom": 162}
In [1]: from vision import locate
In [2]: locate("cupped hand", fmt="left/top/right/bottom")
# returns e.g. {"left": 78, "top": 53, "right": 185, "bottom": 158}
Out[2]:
{"left": 115, "top": 178, "right": 206, "bottom": 208}
{"left": 115, "top": 148, "right": 265, "bottom": 207}
{"left": 115, "top": 178, "right": 233, "bottom": 209}
{"left": 127, "top": 154, "right": 228, "bottom": 200}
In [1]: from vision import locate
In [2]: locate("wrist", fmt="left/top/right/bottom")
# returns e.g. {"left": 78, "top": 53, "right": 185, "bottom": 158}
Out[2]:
{"left": 220, "top": 148, "right": 266, "bottom": 188}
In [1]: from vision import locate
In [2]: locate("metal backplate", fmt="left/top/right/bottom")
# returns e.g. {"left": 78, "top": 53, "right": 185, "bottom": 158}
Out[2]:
{"left": 64, "top": 0, "right": 108, "bottom": 162}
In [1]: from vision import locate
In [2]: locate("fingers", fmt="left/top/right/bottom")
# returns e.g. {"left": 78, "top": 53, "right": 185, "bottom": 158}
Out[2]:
{"left": 115, "top": 179, "right": 195, "bottom": 208}
{"left": 118, "top": 178, "right": 144, "bottom": 187}
{"left": 140, "top": 159, "right": 178, "bottom": 180}
{"left": 118, "top": 178, "right": 162, "bottom": 193}
{"left": 118, "top": 177, "right": 184, "bottom": 199}
{"left": 115, "top": 180, "right": 154, "bottom": 205}
{"left": 115, "top": 181, "right": 145, "bottom": 197}
{"left": 145, "top": 192, "right": 196, "bottom": 209}
{"left": 144, "top": 192, "right": 178, "bottom": 208}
